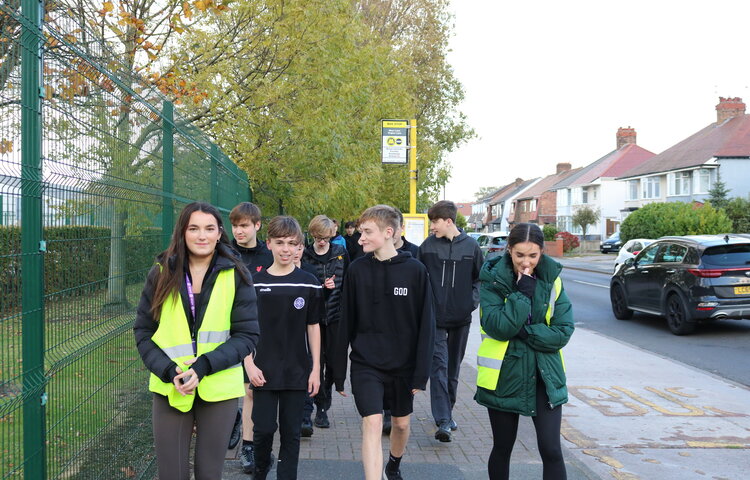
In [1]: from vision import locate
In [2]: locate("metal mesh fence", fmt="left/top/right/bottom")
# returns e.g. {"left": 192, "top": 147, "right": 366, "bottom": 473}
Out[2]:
{"left": 0, "top": 1, "right": 251, "bottom": 478}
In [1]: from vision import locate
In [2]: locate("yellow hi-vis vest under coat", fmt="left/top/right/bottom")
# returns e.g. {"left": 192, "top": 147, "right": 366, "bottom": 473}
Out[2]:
{"left": 148, "top": 268, "right": 244, "bottom": 412}
{"left": 476, "top": 276, "right": 563, "bottom": 391}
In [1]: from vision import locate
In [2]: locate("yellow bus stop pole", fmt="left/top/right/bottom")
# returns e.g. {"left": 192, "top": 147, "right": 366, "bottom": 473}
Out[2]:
{"left": 409, "top": 119, "right": 417, "bottom": 214}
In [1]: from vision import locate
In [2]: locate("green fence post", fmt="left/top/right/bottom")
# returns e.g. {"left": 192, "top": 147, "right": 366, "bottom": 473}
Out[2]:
{"left": 210, "top": 144, "right": 219, "bottom": 208}
{"left": 162, "top": 101, "right": 174, "bottom": 249}
{"left": 0, "top": 194, "right": 3, "bottom": 226}
{"left": 21, "top": 0, "right": 46, "bottom": 478}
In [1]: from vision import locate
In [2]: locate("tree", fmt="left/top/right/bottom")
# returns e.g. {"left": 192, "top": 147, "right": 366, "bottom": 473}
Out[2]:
{"left": 474, "top": 186, "right": 499, "bottom": 201}
{"left": 620, "top": 202, "right": 732, "bottom": 242}
{"left": 175, "top": 0, "right": 474, "bottom": 224}
{"left": 708, "top": 171, "right": 731, "bottom": 210}
{"left": 456, "top": 211, "right": 467, "bottom": 230}
{"left": 32, "top": 0, "right": 231, "bottom": 310}
{"left": 724, "top": 197, "right": 750, "bottom": 233}
{"left": 572, "top": 206, "right": 600, "bottom": 241}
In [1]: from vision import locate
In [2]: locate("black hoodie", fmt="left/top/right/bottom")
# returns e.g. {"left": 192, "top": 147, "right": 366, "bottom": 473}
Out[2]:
{"left": 333, "top": 251, "right": 435, "bottom": 391}
{"left": 232, "top": 239, "right": 274, "bottom": 274}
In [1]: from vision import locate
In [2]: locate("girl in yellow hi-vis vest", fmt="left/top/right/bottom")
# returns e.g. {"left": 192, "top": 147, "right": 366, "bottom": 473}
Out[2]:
{"left": 475, "top": 223, "right": 574, "bottom": 480}
{"left": 134, "top": 202, "right": 259, "bottom": 480}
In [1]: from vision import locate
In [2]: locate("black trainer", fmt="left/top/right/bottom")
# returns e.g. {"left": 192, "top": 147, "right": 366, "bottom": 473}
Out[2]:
{"left": 384, "top": 465, "right": 404, "bottom": 480}
{"left": 382, "top": 410, "right": 392, "bottom": 435}
{"left": 301, "top": 417, "right": 314, "bottom": 437}
{"left": 228, "top": 408, "right": 242, "bottom": 449}
{"left": 240, "top": 443, "right": 255, "bottom": 474}
{"left": 435, "top": 420, "right": 452, "bottom": 442}
{"left": 314, "top": 409, "right": 330, "bottom": 428}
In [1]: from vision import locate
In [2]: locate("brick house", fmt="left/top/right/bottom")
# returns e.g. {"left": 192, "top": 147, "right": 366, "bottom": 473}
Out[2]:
{"left": 508, "top": 163, "right": 581, "bottom": 227}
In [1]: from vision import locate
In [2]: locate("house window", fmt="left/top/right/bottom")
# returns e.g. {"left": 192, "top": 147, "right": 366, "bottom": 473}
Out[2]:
{"left": 581, "top": 189, "right": 588, "bottom": 204}
{"left": 668, "top": 171, "right": 692, "bottom": 196}
{"left": 642, "top": 177, "right": 660, "bottom": 199}
{"left": 531, "top": 199, "right": 537, "bottom": 211}
{"left": 696, "top": 169, "right": 712, "bottom": 193}
{"left": 628, "top": 180, "right": 639, "bottom": 200}
{"left": 566, "top": 189, "right": 571, "bottom": 205}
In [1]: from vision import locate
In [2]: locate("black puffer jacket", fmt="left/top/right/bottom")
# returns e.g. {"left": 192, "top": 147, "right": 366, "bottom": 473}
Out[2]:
{"left": 302, "top": 243, "right": 349, "bottom": 325}
{"left": 134, "top": 245, "right": 259, "bottom": 384}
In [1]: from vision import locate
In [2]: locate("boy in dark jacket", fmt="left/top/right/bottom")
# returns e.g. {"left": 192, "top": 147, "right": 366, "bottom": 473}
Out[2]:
{"left": 246, "top": 216, "right": 322, "bottom": 480}
{"left": 229, "top": 202, "right": 274, "bottom": 473}
{"left": 417, "top": 200, "right": 483, "bottom": 443}
{"left": 334, "top": 205, "right": 435, "bottom": 480}
{"left": 393, "top": 208, "right": 419, "bottom": 258}
{"left": 301, "top": 215, "right": 349, "bottom": 434}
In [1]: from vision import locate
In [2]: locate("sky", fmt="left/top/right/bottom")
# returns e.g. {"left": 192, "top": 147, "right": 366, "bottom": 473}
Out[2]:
{"left": 443, "top": 0, "right": 750, "bottom": 202}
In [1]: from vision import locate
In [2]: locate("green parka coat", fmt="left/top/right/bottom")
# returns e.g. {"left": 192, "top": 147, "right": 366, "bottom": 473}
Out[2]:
{"left": 474, "top": 253, "right": 574, "bottom": 416}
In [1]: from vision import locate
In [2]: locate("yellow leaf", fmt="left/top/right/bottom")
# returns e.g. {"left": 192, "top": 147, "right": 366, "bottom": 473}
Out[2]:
{"left": 102, "top": 2, "right": 114, "bottom": 13}
{"left": 0, "top": 139, "right": 14, "bottom": 154}
{"left": 182, "top": 2, "right": 192, "bottom": 18}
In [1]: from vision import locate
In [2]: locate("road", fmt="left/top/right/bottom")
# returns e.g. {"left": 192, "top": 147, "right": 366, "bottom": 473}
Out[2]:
{"left": 560, "top": 267, "right": 750, "bottom": 387}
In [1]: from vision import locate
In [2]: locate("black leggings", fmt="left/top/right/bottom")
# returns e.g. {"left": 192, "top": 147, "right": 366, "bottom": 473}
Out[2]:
{"left": 152, "top": 393, "right": 236, "bottom": 480}
{"left": 487, "top": 381, "right": 566, "bottom": 480}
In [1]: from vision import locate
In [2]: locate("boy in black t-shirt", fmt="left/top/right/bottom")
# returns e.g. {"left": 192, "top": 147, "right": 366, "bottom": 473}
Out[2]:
{"left": 230, "top": 202, "right": 274, "bottom": 473}
{"left": 245, "top": 216, "right": 323, "bottom": 480}
{"left": 333, "top": 205, "right": 435, "bottom": 480}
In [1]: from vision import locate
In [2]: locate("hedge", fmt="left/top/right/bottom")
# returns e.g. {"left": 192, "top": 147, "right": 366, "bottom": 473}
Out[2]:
{"left": 0, "top": 226, "right": 164, "bottom": 313}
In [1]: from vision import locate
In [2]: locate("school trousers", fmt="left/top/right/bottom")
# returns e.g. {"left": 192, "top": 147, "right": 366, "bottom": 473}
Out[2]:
{"left": 252, "top": 389, "right": 307, "bottom": 480}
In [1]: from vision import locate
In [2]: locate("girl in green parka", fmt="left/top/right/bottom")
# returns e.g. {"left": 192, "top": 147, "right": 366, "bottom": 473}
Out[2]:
{"left": 475, "top": 223, "right": 574, "bottom": 480}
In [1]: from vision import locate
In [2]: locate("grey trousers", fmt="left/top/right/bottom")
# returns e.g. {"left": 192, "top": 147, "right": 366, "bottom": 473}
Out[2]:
{"left": 152, "top": 393, "right": 236, "bottom": 480}
{"left": 429, "top": 323, "right": 471, "bottom": 424}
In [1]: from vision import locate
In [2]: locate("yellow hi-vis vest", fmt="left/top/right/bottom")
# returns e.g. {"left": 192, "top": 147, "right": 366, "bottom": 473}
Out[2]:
{"left": 476, "top": 276, "right": 563, "bottom": 391}
{"left": 148, "top": 268, "right": 244, "bottom": 412}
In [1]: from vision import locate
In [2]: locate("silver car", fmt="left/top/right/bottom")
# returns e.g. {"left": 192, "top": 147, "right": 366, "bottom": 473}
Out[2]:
{"left": 477, "top": 232, "right": 509, "bottom": 260}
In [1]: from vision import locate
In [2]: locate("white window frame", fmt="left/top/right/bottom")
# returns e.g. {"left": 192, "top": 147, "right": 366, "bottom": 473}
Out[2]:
{"left": 628, "top": 180, "right": 639, "bottom": 200}
{"left": 695, "top": 168, "right": 712, "bottom": 194}
{"left": 668, "top": 171, "right": 692, "bottom": 196}
{"left": 642, "top": 176, "right": 660, "bottom": 199}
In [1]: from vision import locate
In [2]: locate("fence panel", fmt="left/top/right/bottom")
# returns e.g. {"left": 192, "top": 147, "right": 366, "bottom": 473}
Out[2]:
{"left": 0, "top": 1, "right": 251, "bottom": 478}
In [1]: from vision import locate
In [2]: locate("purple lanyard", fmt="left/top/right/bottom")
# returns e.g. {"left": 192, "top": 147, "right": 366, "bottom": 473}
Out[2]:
{"left": 185, "top": 273, "right": 198, "bottom": 355}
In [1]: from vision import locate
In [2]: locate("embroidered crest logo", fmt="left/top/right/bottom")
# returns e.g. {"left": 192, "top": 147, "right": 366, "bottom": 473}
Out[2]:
{"left": 293, "top": 297, "right": 305, "bottom": 310}
{"left": 256, "top": 266, "right": 263, "bottom": 272}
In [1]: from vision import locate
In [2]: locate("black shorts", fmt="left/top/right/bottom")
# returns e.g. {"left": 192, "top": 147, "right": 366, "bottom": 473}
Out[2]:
{"left": 350, "top": 366, "right": 414, "bottom": 418}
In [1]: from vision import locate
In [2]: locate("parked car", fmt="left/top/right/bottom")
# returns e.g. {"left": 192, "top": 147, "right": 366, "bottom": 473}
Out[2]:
{"left": 609, "top": 234, "right": 750, "bottom": 335}
{"left": 600, "top": 231, "right": 622, "bottom": 253}
{"left": 613, "top": 238, "right": 655, "bottom": 273}
{"left": 467, "top": 232, "right": 483, "bottom": 241}
{"left": 477, "top": 232, "right": 509, "bottom": 260}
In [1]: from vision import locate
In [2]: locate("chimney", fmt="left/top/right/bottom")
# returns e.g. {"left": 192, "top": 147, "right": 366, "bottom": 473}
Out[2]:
{"left": 716, "top": 97, "right": 746, "bottom": 124}
{"left": 514, "top": 177, "right": 523, "bottom": 186}
{"left": 556, "top": 162, "right": 571, "bottom": 174}
{"left": 616, "top": 127, "right": 637, "bottom": 149}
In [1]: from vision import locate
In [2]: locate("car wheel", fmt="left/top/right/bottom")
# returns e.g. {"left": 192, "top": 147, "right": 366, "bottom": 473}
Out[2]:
{"left": 665, "top": 293, "right": 695, "bottom": 335}
{"left": 610, "top": 283, "right": 633, "bottom": 320}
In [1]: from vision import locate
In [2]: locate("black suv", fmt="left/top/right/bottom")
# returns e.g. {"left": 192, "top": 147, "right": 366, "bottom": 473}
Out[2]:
{"left": 609, "top": 234, "right": 750, "bottom": 335}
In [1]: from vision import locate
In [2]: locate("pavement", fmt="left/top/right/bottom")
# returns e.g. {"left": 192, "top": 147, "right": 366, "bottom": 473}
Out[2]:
{"left": 219, "top": 253, "right": 750, "bottom": 479}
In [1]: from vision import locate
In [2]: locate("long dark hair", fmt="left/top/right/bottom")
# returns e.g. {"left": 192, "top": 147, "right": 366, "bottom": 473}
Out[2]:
{"left": 507, "top": 223, "right": 545, "bottom": 251}
{"left": 151, "top": 202, "right": 250, "bottom": 320}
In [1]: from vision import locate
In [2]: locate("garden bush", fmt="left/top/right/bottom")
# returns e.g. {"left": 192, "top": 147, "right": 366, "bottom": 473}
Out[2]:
{"left": 554, "top": 231, "right": 579, "bottom": 252}
{"left": 620, "top": 202, "right": 732, "bottom": 242}
{"left": 542, "top": 224, "right": 559, "bottom": 241}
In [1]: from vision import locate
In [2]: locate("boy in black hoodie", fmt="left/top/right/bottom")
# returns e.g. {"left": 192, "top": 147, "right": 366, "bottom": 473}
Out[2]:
{"left": 417, "top": 200, "right": 483, "bottom": 444}
{"left": 229, "top": 202, "right": 274, "bottom": 473}
{"left": 334, "top": 205, "right": 435, "bottom": 480}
